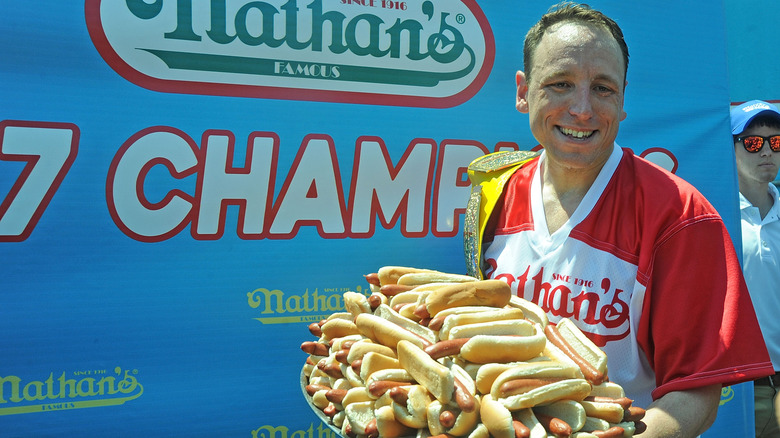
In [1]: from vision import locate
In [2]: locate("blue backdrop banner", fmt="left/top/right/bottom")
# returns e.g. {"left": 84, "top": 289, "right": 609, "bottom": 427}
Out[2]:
{"left": 0, "top": 1, "right": 752, "bottom": 437}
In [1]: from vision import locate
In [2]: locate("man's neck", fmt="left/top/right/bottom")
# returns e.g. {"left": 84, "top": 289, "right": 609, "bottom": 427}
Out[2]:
{"left": 740, "top": 181, "right": 775, "bottom": 219}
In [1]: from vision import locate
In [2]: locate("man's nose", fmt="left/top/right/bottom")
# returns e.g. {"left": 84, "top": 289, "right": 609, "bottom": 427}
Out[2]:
{"left": 568, "top": 88, "right": 593, "bottom": 119}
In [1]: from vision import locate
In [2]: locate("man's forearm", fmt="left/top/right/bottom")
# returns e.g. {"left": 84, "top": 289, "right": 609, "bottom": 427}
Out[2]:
{"left": 640, "top": 384, "right": 721, "bottom": 437}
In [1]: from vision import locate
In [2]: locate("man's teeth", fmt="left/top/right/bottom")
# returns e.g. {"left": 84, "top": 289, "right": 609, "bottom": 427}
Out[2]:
{"left": 560, "top": 127, "right": 593, "bottom": 138}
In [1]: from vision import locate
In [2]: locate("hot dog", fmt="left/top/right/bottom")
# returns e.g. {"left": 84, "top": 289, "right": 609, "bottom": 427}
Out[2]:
{"left": 375, "top": 404, "right": 415, "bottom": 438}
{"left": 418, "top": 280, "right": 513, "bottom": 318}
{"left": 491, "top": 363, "right": 591, "bottom": 411}
{"left": 534, "top": 399, "right": 586, "bottom": 432}
{"left": 426, "top": 399, "right": 481, "bottom": 437}
{"left": 344, "top": 400, "right": 377, "bottom": 436}
{"left": 377, "top": 266, "right": 437, "bottom": 286}
{"left": 513, "top": 408, "right": 548, "bottom": 438}
{"left": 355, "top": 313, "right": 431, "bottom": 350}
{"left": 507, "top": 296, "right": 549, "bottom": 328}
{"left": 438, "top": 308, "right": 526, "bottom": 340}
{"left": 390, "top": 385, "right": 433, "bottom": 429}
{"left": 546, "top": 318, "right": 608, "bottom": 385}
{"left": 396, "top": 271, "right": 478, "bottom": 286}
{"left": 320, "top": 317, "right": 362, "bottom": 341}
{"left": 458, "top": 322, "right": 547, "bottom": 364}
{"left": 359, "top": 352, "right": 402, "bottom": 382}
{"left": 373, "top": 303, "right": 437, "bottom": 345}
{"left": 346, "top": 339, "right": 397, "bottom": 363}
{"left": 579, "top": 399, "right": 629, "bottom": 424}
{"left": 343, "top": 291, "right": 372, "bottom": 316}
{"left": 397, "top": 339, "right": 456, "bottom": 405}
{"left": 481, "top": 394, "right": 521, "bottom": 438}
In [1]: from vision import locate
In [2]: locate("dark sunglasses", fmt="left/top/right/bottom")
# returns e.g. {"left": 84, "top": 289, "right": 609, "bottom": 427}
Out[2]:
{"left": 736, "top": 135, "right": 780, "bottom": 153}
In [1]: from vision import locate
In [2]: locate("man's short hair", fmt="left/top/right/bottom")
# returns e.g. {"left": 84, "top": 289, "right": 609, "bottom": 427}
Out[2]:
{"left": 523, "top": 2, "right": 629, "bottom": 84}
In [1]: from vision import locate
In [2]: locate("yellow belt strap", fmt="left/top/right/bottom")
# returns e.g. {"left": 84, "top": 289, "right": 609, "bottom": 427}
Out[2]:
{"left": 463, "top": 150, "right": 540, "bottom": 279}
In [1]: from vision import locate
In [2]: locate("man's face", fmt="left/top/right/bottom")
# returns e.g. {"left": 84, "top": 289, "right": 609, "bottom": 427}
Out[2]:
{"left": 520, "top": 22, "right": 626, "bottom": 171}
{"left": 735, "top": 123, "right": 780, "bottom": 188}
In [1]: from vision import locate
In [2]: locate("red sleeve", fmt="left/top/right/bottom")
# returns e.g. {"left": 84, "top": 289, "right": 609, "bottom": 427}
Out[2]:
{"left": 637, "top": 215, "right": 773, "bottom": 400}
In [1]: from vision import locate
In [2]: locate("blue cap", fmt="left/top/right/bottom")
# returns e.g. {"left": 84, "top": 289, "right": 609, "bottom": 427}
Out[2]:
{"left": 731, "top": 100, "right": 780, "bottom": 135}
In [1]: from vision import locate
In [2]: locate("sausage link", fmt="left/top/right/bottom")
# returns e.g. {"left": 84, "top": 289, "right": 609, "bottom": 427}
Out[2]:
{"left": 584, "top": 396, "right": 633, "bottom": 410}
{"left": 308, "top": 322, "right": 323, "bottom": 337}
{"left": 364, "top": 273, "right": 380, "bottom": 286}
{"left": 325, "top": 388, "right": 347, "bottom": 404}
{"left": 388, "top": 386, "right": 409, "bottom": 405}
{"left": 300, "top": 341, "right": 329, "bottom": 356}
{"left": 535, "top": 412, "right": 572, "bottom": 438}
{"left": 512, "top": 420, "right": 531, "bottom": 438}
{"left": 593, "top": 426, "right": 625, "bottom": 438}
{"left": 624, "top": 406, "right": 646, "bottom": 422}
{"left": 439, "top": 410, "right": 457, "bottom": 429}
{"left": 453, "top": 379, "right": 477, "bottom": 413}
{"left": 380, "top": 284, "right": 415, "bottom": 296}
{"left": 305, "top": 384, "right": 331, "bottom": 396}
{"left": 367, "top": 380, "right": 407, "bottom": 397}
{"left": 365, "top": 419, "right": 379, "bottom": 438}
{"left": 424, "top": 338, "right": 470, "bottom": 359}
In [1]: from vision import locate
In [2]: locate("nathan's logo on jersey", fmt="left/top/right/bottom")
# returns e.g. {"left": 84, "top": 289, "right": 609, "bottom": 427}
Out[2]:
{"left": 0, "top": 367, "right": 143, "bottom": 416}
{"left": 247, "top": 285, "right": 367, "bottom": 324}
{"left": 85, "top": 0, "right": 494, "bottom": 108}
{"left": 486, "top": 263, "right": 630, "bottom": 346}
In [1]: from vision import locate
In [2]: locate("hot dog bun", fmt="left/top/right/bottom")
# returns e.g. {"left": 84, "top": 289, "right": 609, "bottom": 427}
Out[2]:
{"left": 480, "top": 394, "right": 515, "bottom": 438}
{"left": 534, "top": 399, "right": 586, "bottom": 432}
{"left": 355, "top": 313, "right": 430, "bottom": 350}
{"left": 375, "top": 404, "right": 414, "bottom": 438}
{"left": 374, "top": 303, "right": 436, "bottom": 344}
{"left": 459, "top": 323, "right": 547, "bottom": 364}
{"left": 491, "top": 362, "right": 591, "bottom": 411}
{"left": 397, "top": 271, "right": 478, "bottom": 286}
{"left": 423, "top": 280, "right": 512, "bottom": 317}
{"left": 507, "top": 296, "right": 549, "bottom": 328}
{"left": 377, "top": 266, "right": 436, "bottom": 285}
{"left": 439, "top": 308, "right": 526, "bottom": 340}
{"left": 390, "top": 385, "right": 432, "bottom": 428}
{"left": 397, "top": 340, "right": 455, "bottom": 405}
{"left": 548, "top": 318, "right": 608, "bottom": 384}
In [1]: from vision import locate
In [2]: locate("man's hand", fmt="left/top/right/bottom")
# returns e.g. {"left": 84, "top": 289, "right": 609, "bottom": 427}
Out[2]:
{"left": 640, "top": 384, "right": 721, "bottom": 437}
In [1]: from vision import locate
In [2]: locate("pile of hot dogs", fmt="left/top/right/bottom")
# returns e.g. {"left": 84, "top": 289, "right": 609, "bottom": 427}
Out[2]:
{"left": 301, "top": 266, "right": 646, "bottom": 438}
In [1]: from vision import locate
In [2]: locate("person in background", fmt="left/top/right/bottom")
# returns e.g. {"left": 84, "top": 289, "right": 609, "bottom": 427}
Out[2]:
{"left": 730, "top": 99, "right": 780, "bottom": 438}
{"left": 464, "top": 3, "right": 774, "bottom": 436}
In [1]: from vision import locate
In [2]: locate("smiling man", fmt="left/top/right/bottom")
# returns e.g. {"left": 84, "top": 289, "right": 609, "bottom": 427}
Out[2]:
{"left": 465, "top": 3, "right": 773, "bottom": 437}
{"left": 731, "top": 100, "right": 780, "bottom": 438}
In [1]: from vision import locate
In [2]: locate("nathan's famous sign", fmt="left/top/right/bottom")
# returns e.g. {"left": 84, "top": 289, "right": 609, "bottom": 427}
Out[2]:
{"left": 86, "top": 0, "right": 495, "bottom": 107}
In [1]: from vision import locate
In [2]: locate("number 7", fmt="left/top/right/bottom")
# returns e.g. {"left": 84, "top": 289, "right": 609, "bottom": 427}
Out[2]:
{"left": 0, "top": 121, "right": 79, "bottom": 241}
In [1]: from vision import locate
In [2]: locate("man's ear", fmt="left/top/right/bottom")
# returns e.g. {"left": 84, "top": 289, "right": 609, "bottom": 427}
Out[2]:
{"left": 620, "top": 79, "right": 628, "bottom": 121}
{"left": 516, "top": 71, "right": 529, "bottom": 113}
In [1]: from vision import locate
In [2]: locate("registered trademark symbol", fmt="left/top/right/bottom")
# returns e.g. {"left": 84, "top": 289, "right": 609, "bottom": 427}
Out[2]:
{"left": 456, "top": 14, "right": 466, "bottom": 24}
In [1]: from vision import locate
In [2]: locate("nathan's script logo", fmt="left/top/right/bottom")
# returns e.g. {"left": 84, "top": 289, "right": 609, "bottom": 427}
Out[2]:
{"left": 248, "top": 285, "right": 366, "bottom": 324}
{"left": 252, "top": 422, "right": 337, "bottom": 438}
{"left": 0, "top": 367, "right": 143, "bottom": 415}
{"left": 85, "top": 0, "right": 494, "bottom": 107}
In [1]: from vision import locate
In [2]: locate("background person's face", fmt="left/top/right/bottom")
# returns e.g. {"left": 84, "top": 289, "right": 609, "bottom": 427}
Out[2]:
{"left": 735, "top": 124, "right": 780, "bottom": 188}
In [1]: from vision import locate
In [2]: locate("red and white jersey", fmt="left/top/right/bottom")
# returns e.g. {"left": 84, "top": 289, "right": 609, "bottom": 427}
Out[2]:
{"left": 483, "top": 146, "right": 772, "bottom": 408}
